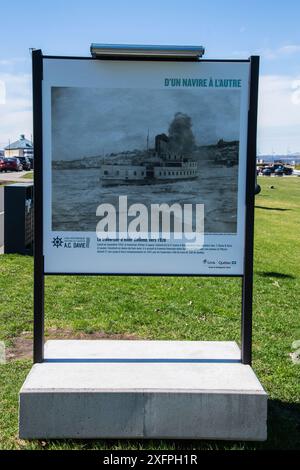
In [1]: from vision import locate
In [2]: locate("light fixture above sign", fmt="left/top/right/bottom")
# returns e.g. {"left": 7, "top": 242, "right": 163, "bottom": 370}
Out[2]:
{"left": 90, "top": 43, "right": 205, "bottom": 60}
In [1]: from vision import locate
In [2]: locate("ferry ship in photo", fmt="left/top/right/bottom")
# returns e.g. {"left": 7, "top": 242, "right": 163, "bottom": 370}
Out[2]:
{"left": 100, "top": 133, "right": 198, "bottom": 186}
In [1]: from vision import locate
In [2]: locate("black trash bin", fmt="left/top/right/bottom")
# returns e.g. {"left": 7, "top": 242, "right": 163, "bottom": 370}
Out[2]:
{"left": 4, "top": 183, "right": 34, "bottom": 255}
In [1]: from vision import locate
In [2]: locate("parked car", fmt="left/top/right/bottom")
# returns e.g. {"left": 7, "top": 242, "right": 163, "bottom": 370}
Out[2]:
{"left": 262, "top": 168, "right": 272, "bottom": 176}
{"left": 271, "top": 165, "right": 293, "bottom": 176}
{"left": 283, "top": 167, "right": 293, "bottom": 175}
{"left": 271, "top": 164, "right": 293, "bottom": 175}
{"left": 0, "top": 157, "right": 6, "bottom": 172}
{"left": 2, "top": 157, "right": 23, "bottom": 172}
{"left": 17, "top": 156, "right": 31, "bottom": 171}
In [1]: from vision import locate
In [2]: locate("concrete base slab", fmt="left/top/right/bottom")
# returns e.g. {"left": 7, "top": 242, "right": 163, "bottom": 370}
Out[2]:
{"left": 19, "top": 340, "right": 267, "bottom": 440}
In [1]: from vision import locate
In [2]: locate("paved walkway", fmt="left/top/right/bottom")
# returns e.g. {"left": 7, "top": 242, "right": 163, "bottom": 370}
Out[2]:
{"left": 0, "top": 171, "right": 33, "bottom": 183}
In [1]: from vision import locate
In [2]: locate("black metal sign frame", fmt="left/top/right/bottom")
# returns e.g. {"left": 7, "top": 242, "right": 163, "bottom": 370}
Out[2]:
{"left": 32, "top": 50, "right": 259, "bottom": 365}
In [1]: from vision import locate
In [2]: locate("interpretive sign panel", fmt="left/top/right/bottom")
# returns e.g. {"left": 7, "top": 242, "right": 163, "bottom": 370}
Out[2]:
{"left": 41, "top": 58, "right": 251, "bottom": 274}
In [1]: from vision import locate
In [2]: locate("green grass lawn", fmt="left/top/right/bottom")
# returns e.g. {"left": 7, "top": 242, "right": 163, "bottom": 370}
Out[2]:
{"left": 0, "top": 176, "right": 299, "bottom": 450}
{"left": 21, "top": 171, "right": 33, "bottom": 180}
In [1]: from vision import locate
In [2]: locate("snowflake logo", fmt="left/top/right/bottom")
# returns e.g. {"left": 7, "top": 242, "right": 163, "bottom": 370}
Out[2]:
{"left": 52, "top": 236, "right": 63, "bottom": 248}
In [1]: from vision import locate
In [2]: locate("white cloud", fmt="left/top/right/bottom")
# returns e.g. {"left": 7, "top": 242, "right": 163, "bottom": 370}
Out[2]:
{"left": 278, "top": 45, "right": 300, "bottom": 55}
{"left": 0, "top": 80, "right": 5, "bottom": 104}
{"left": 259, "top": 75, "right": 300, "bottom": 127}
{"left": 230, "top": 44, "right": 300, "bottom": 61}
{"left": 261, "top": 44, "right": 300, "bottom": 60}
{"left": 0, "top": 57, "right": 30, "bottom": 67}
{"left": 0, "top": 72, "right": 32, "bottom": 148}
{"left": 291, "top": 80, "right": 300, "bottom": 105}
{"left": 258, "top": 75, "right": 300, "bottom": 153}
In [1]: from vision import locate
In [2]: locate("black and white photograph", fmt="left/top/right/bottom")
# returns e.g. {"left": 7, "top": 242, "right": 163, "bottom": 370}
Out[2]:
{"left": 52, "top": 86, "right": 241, "bottom": 234}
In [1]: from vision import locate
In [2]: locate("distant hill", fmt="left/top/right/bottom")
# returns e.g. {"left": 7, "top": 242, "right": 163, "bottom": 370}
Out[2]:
{"left": 52, "top": 139, "right": 239, "bottom": 170}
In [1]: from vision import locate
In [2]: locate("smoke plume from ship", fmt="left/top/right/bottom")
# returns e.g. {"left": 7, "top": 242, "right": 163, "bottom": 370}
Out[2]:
{"left": 168, "top": 112, "right": 195, "bottom": 154}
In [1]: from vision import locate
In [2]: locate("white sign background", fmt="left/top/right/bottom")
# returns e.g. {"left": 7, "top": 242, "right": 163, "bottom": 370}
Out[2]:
{"left": 42, "top": 58, "right": 250, "bottom": 275}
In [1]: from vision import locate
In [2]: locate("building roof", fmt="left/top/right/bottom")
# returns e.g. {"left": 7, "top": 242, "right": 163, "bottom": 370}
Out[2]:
{"left": 5, "top": 134, "right": 33, "bottom": 150}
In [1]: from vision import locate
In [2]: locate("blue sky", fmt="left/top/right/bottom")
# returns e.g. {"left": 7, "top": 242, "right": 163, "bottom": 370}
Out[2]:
{"left": 1, "top": 0, "right": 300, "bottom": 153}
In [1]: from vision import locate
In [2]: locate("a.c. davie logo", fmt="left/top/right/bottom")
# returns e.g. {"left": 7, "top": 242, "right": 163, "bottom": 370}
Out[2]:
{"left": 52, "top": 236, "right": 90, "bottom": 249}
{"left": 52, "top": 236, "right": 63, "bottom": 248}
{"left": 96, "top": 196, "right": 204, "bottom": 251}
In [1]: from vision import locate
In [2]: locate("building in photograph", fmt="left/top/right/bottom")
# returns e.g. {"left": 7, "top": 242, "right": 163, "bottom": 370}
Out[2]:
{"left": 4, "top": 135, "right": 33, "bottom": 158}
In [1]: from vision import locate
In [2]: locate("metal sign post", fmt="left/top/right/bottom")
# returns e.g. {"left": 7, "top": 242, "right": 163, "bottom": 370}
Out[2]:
{"left": 242, "top": 55, "right": 260, "bottom": 365}
{"left": 32, "top": 49, "right": 44, "bottom": 364}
